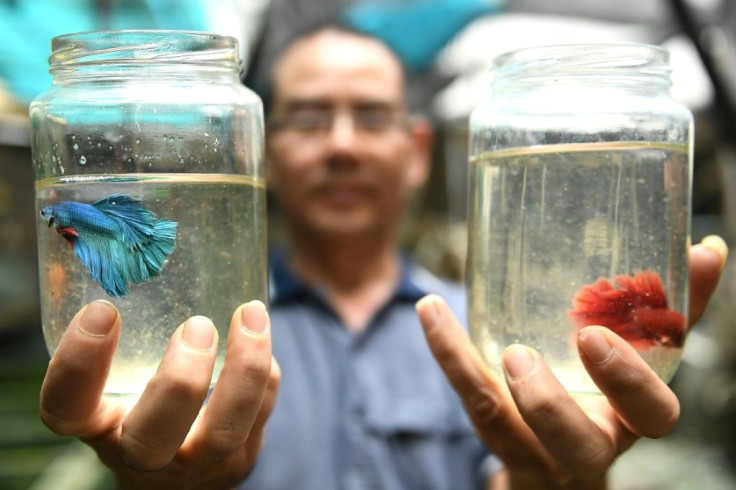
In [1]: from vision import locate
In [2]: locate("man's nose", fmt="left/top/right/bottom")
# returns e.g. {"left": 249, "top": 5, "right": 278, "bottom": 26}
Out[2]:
{"left": 326, "top": 111, "right": 358, "bottom": 151}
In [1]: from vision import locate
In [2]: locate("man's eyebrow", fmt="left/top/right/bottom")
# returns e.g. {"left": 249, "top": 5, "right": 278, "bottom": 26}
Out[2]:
{"left": 281, "top": 98, "right": 403, "bottom": 111}
{"left": 282, "top": 99, "right": 331, "bottom": 111}
{"left": 353, "top": 100, "right": 401, "bottom": 111}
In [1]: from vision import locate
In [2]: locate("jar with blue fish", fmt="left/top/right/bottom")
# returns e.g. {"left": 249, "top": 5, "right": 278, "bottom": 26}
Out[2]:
{"left": 30, "top": 31, "right": 267, "bottom": 399}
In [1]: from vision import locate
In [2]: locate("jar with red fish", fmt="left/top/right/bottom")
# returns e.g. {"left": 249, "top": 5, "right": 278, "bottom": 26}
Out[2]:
{"left": 466, "top": 44, "right": 692, "bottom": 394}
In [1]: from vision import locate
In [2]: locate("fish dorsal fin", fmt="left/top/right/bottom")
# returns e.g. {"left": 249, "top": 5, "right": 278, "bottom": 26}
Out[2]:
{"left": 92, "top": 193, "right": 138, "bottom": 208}
{"left": 92, "top": 194, "right": 156, "bottom": 242}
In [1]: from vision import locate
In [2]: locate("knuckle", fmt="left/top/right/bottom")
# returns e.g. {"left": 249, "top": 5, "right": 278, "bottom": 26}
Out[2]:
{"left": 119, "top": 431, "right": 172, "bottom": 471}
{"left": 521, "top": 395, "right": 559, "bottom": 422}
{"left": 240, "top": 355, "right": 273, "bottom": 387}
{"left": 153, "top": 369, "right": 210, "bottom": 404}
{"left": 465, "top": 388, "right": 501, "bottom": 428}
{"left": 227, "top": 343, "right": 273, "bottom": 387}
{"left": 38, "top": 397, "right": 99, "bottom": 438}
{"left": 201, "top": 430, "right": 244, "bottom": 461}
{"left": 39, "top": 408, "right": 78, "bottom": 436}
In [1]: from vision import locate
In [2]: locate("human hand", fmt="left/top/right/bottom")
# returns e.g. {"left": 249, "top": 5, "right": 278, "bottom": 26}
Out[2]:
{"left": 416, "top": 236, "right": 727, "bottom": 489}
{"left": 40, "top": 301, "right": 280, "bottom": 490}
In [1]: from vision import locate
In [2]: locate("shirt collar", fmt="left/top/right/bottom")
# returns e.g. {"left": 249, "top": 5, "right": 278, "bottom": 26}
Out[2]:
{"left": 269, "top": 249, "right": 428, "bottom": 305}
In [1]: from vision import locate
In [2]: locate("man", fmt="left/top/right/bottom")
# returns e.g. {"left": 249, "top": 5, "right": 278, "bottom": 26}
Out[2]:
{"left": 39, "top": 26, "right": 727, "bottom": 489}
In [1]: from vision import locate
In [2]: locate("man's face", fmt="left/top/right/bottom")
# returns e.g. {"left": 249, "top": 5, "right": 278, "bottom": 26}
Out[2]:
{"left": 266, "top": 31, "right": 430, "bottom": 242}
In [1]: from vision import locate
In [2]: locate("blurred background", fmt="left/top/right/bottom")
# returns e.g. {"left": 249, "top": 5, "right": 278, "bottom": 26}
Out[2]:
{"left": 1, "top": 0, "right": 735, "bottom": 488}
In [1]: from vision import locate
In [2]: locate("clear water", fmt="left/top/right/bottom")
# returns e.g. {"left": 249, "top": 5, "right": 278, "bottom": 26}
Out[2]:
{"left": 466, "top": 142, "right": 690, "bottom": 394}
{"left": 35, "top": 173, "right": 268, "bottom": 398}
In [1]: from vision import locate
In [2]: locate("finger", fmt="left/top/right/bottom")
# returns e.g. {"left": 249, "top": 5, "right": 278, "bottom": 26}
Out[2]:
{"left": 577, "top": 326, "right": 679, "bottom": 438}
{"left": 242, "top": 357, "right": 281, "bottom": 468}
{"left": 415, "top": 295, "right": 563, "bottom": 479}
{"left": 502, "top": 344, "right": 620, "bottom": 481}
{"left": 416, "top": 295, "right": 507, "bottom": 426}
{"left": 689, "top": 235, "right": 727, "bottom": 326}
{"left": 40, "top": 301, "right": 123, "bottom": 437}
{"left": 119, "top": 316, "right": 218, "bottom": 470}
{"left": 182, "top": 301, "right": 274, "bottom": 464}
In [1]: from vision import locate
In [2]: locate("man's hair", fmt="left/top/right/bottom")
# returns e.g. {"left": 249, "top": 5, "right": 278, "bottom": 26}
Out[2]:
{"left": 258, "top": 22, "right": 408, "bottom": 117}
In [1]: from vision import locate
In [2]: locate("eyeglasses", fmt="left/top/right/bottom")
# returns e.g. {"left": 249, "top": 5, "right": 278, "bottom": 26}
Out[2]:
{"left": 268, "top": 106, "right": 409, "bottom": 134}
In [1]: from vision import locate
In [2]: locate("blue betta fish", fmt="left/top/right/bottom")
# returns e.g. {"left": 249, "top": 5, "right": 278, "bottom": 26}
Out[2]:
{"left": 41, "top": 194, "right": 178, "bottom": 297}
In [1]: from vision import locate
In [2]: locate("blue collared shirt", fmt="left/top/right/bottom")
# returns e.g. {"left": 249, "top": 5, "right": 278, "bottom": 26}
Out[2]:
{"left": 241, "top": 252, "right": 490, "bottom": 490}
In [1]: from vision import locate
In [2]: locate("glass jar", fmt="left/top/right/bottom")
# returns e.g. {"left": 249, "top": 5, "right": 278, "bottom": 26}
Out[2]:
{"left": 466, "top": 44, "right": 693, "bottom": 394}
{"left": 30, "top": 30, "right": 267, "bottom": 399}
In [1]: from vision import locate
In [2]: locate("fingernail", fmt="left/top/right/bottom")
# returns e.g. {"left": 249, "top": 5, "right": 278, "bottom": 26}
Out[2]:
{"left": 241, "top": 301, "right": 269, "bottom": 335}
{"left": 503, "top": 344, "right": 537, "bottom": 380}
{"left": 78, "top": 300, "right": 118, "bottom": 337}
{"left": 182, "top": 316, "right": 216, "bottom": 351}
{"left": 701, "top": 235, "right": 728, "bottom": 270}
{"left": 415, "top": 295, "right": 442, "bottom": 333}
{"left": 578, "top": 327, "right": 614, "bottom": 364}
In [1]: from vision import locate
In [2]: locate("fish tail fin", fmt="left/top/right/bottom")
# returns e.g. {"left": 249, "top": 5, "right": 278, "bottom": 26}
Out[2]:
{"left": 132, "top": 219, "right": 178, "bottom": 280}
{"left": 79, "top": 194, "right": 179, "bottom": 295}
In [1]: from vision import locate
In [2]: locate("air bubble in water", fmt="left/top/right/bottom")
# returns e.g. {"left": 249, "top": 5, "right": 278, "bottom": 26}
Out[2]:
{"left": 79, "top": 156, "right": 87, "bottom": 165}
{"left": 73, "top": 143, "right": 79, "bottom": 150}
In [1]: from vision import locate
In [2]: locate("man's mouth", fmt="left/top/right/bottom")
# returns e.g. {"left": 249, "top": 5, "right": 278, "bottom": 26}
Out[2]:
{"left": 320, "top": 183, "right": 370, "bottom": 205}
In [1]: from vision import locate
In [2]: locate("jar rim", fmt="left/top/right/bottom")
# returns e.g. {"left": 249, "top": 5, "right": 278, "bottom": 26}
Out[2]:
{"left": 49, "top": 30, "right": 242, "bottom": 72}
{"left": 491, "top": 42, "right": 671, "bottom": 81}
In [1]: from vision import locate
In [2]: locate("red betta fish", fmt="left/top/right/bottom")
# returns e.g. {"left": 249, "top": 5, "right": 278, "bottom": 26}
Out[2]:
{"left": 568, "top": 270, "right": 686, "bottom": 349}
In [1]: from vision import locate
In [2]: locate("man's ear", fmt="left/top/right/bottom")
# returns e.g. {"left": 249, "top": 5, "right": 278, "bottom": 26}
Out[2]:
{"left": 406, "top": 116, "right": 433, "bottom": 189}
